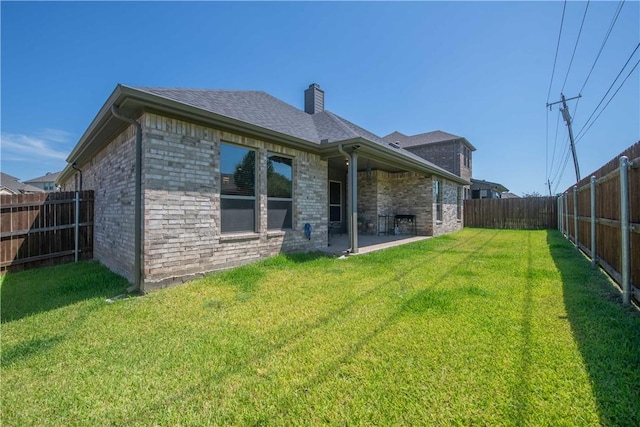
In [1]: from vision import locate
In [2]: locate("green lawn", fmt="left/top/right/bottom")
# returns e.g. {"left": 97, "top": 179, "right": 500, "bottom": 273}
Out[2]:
{"left": 2, "top": 229, "right": 639, "bottom": 426}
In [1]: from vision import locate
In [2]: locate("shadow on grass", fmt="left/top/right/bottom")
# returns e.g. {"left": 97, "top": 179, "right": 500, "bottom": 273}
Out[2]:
{"left": 112, "top": 230, "right": 497, "bottom": 426}
{"left": 0, "top": 261, "right": 130, "bottom": 323}
{"left": 547, "top": 230, "right": 640, "bottom": 426}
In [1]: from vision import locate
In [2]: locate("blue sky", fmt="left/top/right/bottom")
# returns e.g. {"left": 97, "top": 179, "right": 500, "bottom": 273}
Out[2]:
{"left": 1, "top": 1, "right": 638, "bottom": 195}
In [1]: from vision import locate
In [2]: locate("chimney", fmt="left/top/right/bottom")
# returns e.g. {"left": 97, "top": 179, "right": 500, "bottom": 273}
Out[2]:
{"left": 304, "top": 83, "right": 324, "bottom": 114}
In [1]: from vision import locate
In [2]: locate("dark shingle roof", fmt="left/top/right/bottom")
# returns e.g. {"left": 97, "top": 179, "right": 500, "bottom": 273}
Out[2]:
{"left": 135, "top": 87, "right": 321, "bottom": 142}
{"left": 129, "top": 86, "right": 464, "bottom": 181}
{"left": 135, "top": 87, "right": 438, "bottom": 149}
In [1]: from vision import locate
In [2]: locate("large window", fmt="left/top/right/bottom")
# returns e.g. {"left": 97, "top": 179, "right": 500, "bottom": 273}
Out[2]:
{"left": 463, "top": 146, "right": 471, "bottom": 168}
{"left": 220, "top": 143, "right": 256, "bottom": 233}
{"left": 267, "top": 154, "right": 293, "bottom": 230}
{"left": 435, "top": 180, "right": 443, "bottom": 222}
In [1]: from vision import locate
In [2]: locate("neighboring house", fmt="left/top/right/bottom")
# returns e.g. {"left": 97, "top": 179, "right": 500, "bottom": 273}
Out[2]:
{"left": 501, "top": 192, "right": 521, "bottom": 199}
{"left": 470, "top": 178, "right": 509, "bottom": 199}
{"left": 24, "top": 171, "right": 61, "bottom": 192}
{"left": 0, "top": 172, "right": 44, "bottom": 195}
{"left": 57, "top": 83, "right": 470, "bottom": 291}
{"left": 382, "top": 130, "right": 475, "bottom": 198}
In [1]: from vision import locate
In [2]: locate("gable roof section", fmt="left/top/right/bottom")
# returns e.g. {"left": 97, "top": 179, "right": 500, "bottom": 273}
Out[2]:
{"left": 382, "top": 130, "right": 476, "bottom": 151}
{"left": 59, "top": 84, "right": 470, "bottom": 186}
{"left": 24, "top": 171, "right": 61, "bottom": 184}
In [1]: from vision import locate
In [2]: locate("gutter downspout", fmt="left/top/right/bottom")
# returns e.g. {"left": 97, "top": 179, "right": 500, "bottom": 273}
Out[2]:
{"left": 71, "top": 162, "right": 83, "bottom": 192}
{"left": 337, "top": 144, "right": 358, "bottom": 254}
{"left": 111, "top": 105, "right": 143, "bottom": 294}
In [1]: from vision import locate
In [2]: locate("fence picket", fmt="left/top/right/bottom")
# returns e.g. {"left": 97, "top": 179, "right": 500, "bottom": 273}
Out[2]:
{"left": 0, "top": 191, "right": 94, "bottom": 273}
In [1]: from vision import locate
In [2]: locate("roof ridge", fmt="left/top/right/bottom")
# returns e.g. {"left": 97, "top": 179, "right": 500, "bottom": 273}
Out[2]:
{"left": 320, "top": 111, "right": 361, "bottom": 139}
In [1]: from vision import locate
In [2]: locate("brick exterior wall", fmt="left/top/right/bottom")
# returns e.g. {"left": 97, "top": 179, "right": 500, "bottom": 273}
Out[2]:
{"left": 63, "top": 113, "right": 328, "bottom": 290}
{"left": 142, "top": 113, "right": 327, "bottom": 289}
{"left": 60, "top": 125, "right": 137, "bottom": 282}
{"left": 357, "top": 170, "right": 461, "bottom": 236}
{"left": 405, "top": 140, "right": 472, "bottom": 183}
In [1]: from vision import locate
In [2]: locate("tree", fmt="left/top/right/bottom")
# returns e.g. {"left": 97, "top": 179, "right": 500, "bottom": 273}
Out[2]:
{"left": 522, "top": 191, "right": 544, "bottom": 198}
{"left": 233, "top": 151, "right": 255, "bottom": 196}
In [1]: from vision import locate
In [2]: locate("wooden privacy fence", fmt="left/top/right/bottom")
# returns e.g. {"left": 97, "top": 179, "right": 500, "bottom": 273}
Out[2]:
{"left": 0, "top": 191, "right": 94, "bottom": 273}
{"left": 464, "top": 197, "right": 558, "bottom": 230}
{"left": 558, "top": 141, "right": 639, "bottom": 306}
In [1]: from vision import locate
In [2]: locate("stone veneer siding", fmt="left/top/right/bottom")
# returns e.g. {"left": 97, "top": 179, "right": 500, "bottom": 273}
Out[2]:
{"left": 433, "top": 178, "right": 463, "bottom": 236}
{"left": 61, "top": 125, "right": 137, "bottom": 282}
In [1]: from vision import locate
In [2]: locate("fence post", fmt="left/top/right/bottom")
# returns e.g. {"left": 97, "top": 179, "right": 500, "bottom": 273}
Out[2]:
{"left": 573, "top": 185, "right": 579, "bottom": 250}
{"left": 560, "top": 194, "right": 565, "bottom": 235}
{"left": 590, "top": 176, "right": 597, "bottom": 268}
{"left": 557, "top": 195, "right": 561, "bottom": 231}
{"left": 75, "top": 190, "right": 80, "bottom": 263}
{"left": 564, "top": 192, "right": 569, "bottom": 239}
{"left": 620, "top": 156, "right": 631, "bottom": 306}
{"left": 559, "top": 193, "right": 563, "bottom": 236}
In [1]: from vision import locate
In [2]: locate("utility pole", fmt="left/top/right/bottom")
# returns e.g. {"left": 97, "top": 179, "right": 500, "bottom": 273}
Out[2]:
{"left": 547, "top": 93, "right": 582, "bottom": 183}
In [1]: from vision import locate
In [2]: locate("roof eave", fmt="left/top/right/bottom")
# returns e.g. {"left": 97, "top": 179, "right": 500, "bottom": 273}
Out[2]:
{"left": 320, "top": 138, "right": 469, "bottom": 185}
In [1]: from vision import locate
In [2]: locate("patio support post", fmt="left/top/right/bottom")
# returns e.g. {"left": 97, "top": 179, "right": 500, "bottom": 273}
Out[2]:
{"left": 590, "top": 176, "right": 597, "bottom": 268}
{"left": 620, "top": 156, "right": 631, "bottom": 306}
{"left": 573, "top": 185, "right": 579, "bottom": 251}
{"left": 350, "top": 152, "right": 359, "bottom": 254}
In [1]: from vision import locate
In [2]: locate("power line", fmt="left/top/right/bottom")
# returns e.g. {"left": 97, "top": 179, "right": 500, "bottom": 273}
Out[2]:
{"left": 574, "top": 42, "right": 640, "bottom": 141}
{"left": 561, "top": 1, "right": 590, "bottom": 92}
{"left": 578, "top": 0, "right": 626, "bottom": 95}
{"left": 571, "top": 0, "right": 626, "bottom": 127}
{"left": 552, "top": 144, "right": 572, "bottom": 194}
{"left": 576, "top": 58, "right": 640, "bottom": 143}
{"left": 547, "top": 108, "right": 562, "bottom": 183}
{"left": 547, "top": 0, "right": 567, "bottom": 104}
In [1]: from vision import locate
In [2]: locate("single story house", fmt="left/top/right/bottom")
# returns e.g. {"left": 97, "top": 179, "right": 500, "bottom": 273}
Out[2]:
{"left": 58, "top": 83, "right": 470, "bottom": 292}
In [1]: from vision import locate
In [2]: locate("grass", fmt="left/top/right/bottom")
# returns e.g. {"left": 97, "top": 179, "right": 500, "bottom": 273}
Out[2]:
{"left": 1, "top": 229, "right": 639, "bottom": 426}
